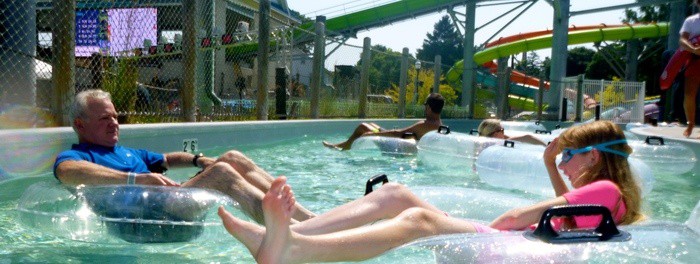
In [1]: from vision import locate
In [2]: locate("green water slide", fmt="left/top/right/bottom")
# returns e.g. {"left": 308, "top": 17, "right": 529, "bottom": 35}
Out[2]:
{"left": 298, "top": 0, "right": 467, "bottom": 39}
{"left": 447, "top": 23, "right": 670, "bottom": 97}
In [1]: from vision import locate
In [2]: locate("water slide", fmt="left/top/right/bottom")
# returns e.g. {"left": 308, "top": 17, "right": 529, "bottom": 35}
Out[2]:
{"left": 290, "top": 3, "right": 668, "bottom": 112}
{"left": 446, "top": 23, "right": 670, "bottom": 98}
{"left": 297, "top": 0, "right": 467, "bottom": 39}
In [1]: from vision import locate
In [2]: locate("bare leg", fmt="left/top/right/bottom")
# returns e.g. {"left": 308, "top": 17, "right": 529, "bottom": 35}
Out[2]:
{"left": 323, "top": 123, "right": 378, "bottom": 150}
{"left": 257, "top": 176, "right": 296, "bottom": 263}
{"left": 683, "top": 77, "right": 699, "bottom": 138}
{"left": 185, "top": 162, "right": 266, "bottom": 223}
{"left": 220, "top": 204, "right": 478, "bottom": 263}
{"left": 217, "top": 176, "right": 295, "bottom": 262}
{"left": 218, "top": 150, "right": 316, "bottom": 221}
{"left": 290, "top": 183, "right": 445, "bottom": 235}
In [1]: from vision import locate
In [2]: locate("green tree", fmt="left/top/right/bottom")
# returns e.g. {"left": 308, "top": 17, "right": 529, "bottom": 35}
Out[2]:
{"left": 586, "top": 44, "right": 623, "bottom": 80}
{"left": 416, "top": 15, "right": 464, "bottom": 70}
{"left": 384, "top": 68, "right": 458, "bottom": 106}
{"left": 567, "top": 47, "right": 595, "bottom": 76}
{"left": 514, "top": 52, "right": 544, "bottom": 77}
{"left": 356, "top": 45, "right": 403, "bottom": 94}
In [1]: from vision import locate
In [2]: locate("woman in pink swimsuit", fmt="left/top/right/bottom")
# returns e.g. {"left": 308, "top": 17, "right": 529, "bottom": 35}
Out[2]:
{"left": 219, "top": 120, "right": 644, "bottom": 263}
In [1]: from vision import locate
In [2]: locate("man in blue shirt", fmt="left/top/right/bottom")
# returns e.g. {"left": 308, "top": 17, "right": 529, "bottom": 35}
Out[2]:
{"left": 53, "top": 89, "right": 315, "bottom": 224}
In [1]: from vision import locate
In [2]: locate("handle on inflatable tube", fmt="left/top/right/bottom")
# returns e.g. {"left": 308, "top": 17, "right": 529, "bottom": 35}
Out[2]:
{"left": 503, "top": 140, "right": 515, "bottom": 148}
{"left": 365, "top": 174, "right": 389, "bottom": 195}
{"left": 526, "top": 204, "right": 631, "bottom": 244}
{"left": 555, "top": 124, "right": 561, "bottom": 129}
{"left": 535, "top": 130, "right": 552, "bottom": 135}
{"left": 469, "top": 129, "right": 478, "bottom": 135}
{"left": 438, "top": 125, "right": 451, "bottom": 135}
{"left": 401, "top": 132, "right": 416, "bottom": 139}
{"left": 644, "top": 136, "right": 664, "bottom": 146}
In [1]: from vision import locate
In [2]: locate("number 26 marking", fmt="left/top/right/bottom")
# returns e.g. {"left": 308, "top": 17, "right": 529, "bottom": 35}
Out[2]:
{"left": 183, "top": 138, "right": 198, "bottom": 153}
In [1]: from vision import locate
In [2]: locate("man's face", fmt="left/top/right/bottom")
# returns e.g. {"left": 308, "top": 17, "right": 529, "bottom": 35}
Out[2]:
{"left": 75, "top": 98, "right": 119, "bottom": 147}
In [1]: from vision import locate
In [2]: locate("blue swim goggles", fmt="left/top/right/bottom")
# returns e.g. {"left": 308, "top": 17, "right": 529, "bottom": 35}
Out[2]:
{"left": 561, "top": 139, "right": 629, "bottom": 163}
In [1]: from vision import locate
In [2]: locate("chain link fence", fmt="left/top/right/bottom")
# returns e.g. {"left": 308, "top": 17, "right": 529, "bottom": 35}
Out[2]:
{"left": 561, "top": 76, "right": 646, "bottom": 123}
{"left": 1, "top": 0, "right": 472, "bottom": 128}
{"left": 3, "top": 0, "right": 644, "bottom": 129}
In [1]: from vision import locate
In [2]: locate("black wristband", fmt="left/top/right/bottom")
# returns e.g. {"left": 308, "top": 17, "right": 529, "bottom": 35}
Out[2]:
{"left": 192, "top": 153, "right": 204, "bottom": 167}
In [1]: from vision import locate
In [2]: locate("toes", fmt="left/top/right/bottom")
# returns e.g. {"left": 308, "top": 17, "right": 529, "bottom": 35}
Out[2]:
{"left": 218, "top": 206, "right": 237, "bottom": 235}
{"left": 269, "top": 176, "right": 287, "bottom": 195}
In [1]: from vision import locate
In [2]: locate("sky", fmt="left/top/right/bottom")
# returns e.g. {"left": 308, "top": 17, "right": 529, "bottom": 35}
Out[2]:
{"left": 286, "top": 0, "right": 642, "bottom": 67}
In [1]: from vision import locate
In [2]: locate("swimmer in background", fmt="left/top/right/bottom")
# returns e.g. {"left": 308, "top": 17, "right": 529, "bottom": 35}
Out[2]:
{"left": 219, "top": 120, "right": 644, "bottom": 263}
{"left": 322, "top": 93, "right": 444, "bottom": 150}
{"left": 680, "top": 0, "right": 700, "bottom": 138}
{"left": 478, "top": 118, "right": 547, "bottom": 146}
{"left": 53, "top": 89, "right": 316, "bottom": 224}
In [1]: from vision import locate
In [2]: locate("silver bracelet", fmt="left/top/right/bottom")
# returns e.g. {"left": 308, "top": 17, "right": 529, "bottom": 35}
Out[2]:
{"left": 127, "top": 172, "right": 136, "bottom": 185}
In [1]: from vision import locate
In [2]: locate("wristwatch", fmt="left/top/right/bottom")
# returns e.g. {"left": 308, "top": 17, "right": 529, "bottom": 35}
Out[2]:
{"left": 192, "top": 153, "right": 204, "bottom": 167}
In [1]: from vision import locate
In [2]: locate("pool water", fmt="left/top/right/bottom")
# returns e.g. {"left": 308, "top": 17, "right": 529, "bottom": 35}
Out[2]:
{"left": 0, "top": 133, "right": 698, "bottom": 263}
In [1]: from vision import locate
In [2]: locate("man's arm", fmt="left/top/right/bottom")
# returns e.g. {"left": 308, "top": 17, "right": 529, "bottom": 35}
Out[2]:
{"left": 55, "top": 160, "right": 180, "bottom": 186}
{"left": 163, "top": 152, "right": 216, "bottom": 169}
{"left": 365, "top": 121, "right": 429, "bottom": 138}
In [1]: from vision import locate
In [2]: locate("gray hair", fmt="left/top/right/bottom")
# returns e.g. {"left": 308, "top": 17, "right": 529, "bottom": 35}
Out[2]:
{"left": 70, "top": 89, "right": 112, "bottom": 129}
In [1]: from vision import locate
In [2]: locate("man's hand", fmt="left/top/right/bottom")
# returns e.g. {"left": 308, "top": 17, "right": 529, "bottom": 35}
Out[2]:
{"left": 135, "top": 173, "right": 181, "bottom": 186}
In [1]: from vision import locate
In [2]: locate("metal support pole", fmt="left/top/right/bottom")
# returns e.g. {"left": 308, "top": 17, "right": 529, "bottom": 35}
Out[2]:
{"left": 561, "top": 98, "right": 568, "bottom": 122}
{"left": 547, "top": 0, "right": 570, "bottom": 120}
{"left": 309, "top": 16, "right": 326, "bottom": 119}
{"left": 635, "top": 81, "right": 646, "bottom": 123}
{"left": 496, "top": 58, "right": 508, "bottom": 119}
{"left": 537, "top": 72, "right": 545, "bottom": 121}
{"left": 256, "top": 0, "right": 271, "bottom": 120}
{"left": 359, "top": 37, "right": 371, "bottom": 118}
{"left": 52, "top": 0, "right": 74, "bottom": 126}
{"left": 668, "top": 1, "right": 686, "bottom": 51}
{"left": 182, "top": 0, "right": 197, "bottom": 122}
{"left": 462, "top": 0, "right": 477, "bottom": 117}
{"left": 575, "top": 74, "right": 584, "bottom": 122}
{"left": 624, "top": 39, "right": 639, "bottom": 81}
{"left": 413, "top": 60, "right": 421, "bottom": 104}
{"left": 275, "top": 67, "right": 288, "bottom": 120}
{"left": 196, "top": 0, "right": 221, "bottom": 115}
{"left": 433, "top": 55, "right": 441, "bottom": 94}
{"left": 398, "top": 48, "right": 409, "bottom": 118}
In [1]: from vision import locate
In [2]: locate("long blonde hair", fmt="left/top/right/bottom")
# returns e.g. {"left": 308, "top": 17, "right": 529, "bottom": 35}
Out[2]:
{"left": 557, "top": 121, "right": 643, "bottom": 225}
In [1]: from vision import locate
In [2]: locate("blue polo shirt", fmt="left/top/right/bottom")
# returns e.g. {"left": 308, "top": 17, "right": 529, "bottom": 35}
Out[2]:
{"left": 53, "top": 143, "right": 165, "bottom": 179}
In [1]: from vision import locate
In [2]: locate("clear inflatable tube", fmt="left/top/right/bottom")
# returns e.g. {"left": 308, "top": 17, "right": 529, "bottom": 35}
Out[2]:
{"left": 16, "top": 182, "right": 238, "bottom": 244}
{"left": 397, "top": 220, "right": 699, "bottom": 263}
{"left": 417, "top": 131, "right": 503, "bottom": 172}
{"left": 391, "top": 200, "right": 700, "bottom": 263}
{"left": 499, "top": 121, "right": 547, "bottom": 133}
{"left": 351, "top": 136, "right": 417, "bottom": 156}
{"left": 475, "top": 144, "right": 655, "bottom": 197}
{"left": 628, "top": 138, "right": 697, "bottom": 175}
{"left": 410, "top": 186, "right": 536, "bottom": 221}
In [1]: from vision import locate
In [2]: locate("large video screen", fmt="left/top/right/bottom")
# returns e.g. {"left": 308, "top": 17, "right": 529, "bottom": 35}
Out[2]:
{"left": 75, "top": 8, "right": 157, "bottom": 57}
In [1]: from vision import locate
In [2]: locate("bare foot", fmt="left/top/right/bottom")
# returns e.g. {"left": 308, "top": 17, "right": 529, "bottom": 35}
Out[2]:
{"left": 323, "top": 141, "right": 350, "bottom": 150}
{"left": 683, "top": 123, "right": 694, "bottom": 138}
{"left": 218, "top": 206, "right": 266, "bottom": 256}
{"left": 256, "top": 176, "right": 297, "bottom": 264}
